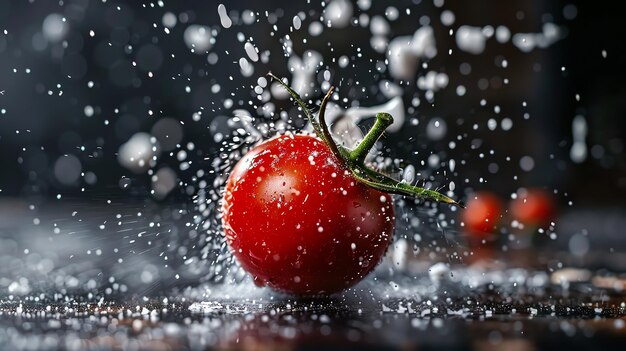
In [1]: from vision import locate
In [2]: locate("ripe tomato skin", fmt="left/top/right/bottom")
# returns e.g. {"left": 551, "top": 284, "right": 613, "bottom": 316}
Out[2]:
{"left": 510, "top": 189, "right": 555, "bottom": 228}
{"left": 461, "top": 191, "right": 503, "bottom": 238}
{"left": 222, "top": 134, "right": 395, "bottom": 295}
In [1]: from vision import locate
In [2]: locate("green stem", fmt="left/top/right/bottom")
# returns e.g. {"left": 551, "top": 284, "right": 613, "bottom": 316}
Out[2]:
{"left": 353, "top": 165, "right": 463, "bottom": 207}
{"left": 348, "top": 112, "right": 393, "bottom": 165}
{"left": 268, "top": 73, "right": 463, "bottom": 208}
{"left": 267, "top": 72, "right": 322, "bottom": 136}
{"left": 318, "top": 86, "right": 344, "bottom": 162}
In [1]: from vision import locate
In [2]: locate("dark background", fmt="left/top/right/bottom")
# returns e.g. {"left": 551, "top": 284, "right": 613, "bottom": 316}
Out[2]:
{"left": 1, "top": 4, "right": 626, "bottom": 350}
{"left": 0, "top": 0, "right": 624, "bottom": 207}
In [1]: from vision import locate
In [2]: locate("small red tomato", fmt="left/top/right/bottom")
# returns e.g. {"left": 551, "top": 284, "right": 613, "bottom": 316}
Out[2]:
{"left": 461, "top": 191, "right": 503, "bottom": 238}
{"left": 510, "top": 188, "right": 555, "bottom": 228}
{"left": 222, "top": 134, "right": 395, "bottom": 295}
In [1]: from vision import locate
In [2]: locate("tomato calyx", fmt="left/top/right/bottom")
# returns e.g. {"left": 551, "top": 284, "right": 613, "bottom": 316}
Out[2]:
{"left": 268, "top": 73, "right": 463, "bottom": 208}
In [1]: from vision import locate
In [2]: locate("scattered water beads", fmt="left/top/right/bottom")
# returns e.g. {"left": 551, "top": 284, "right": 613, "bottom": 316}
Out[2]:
{"left": 570, "top": 115, "right": 588, "bottom": 163}
{"left": 0, "top": 0, "right": 591, "bottom": 301}
{"left": 183, "top": 25, "right": 214, "bottom": 53}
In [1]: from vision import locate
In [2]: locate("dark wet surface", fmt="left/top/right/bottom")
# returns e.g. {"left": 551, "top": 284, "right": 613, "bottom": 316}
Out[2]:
{"left": 1, "top": 290, "right": 626, "bottom": 351}
{"left": 1, "top": 201, "right": 626, "bottom": 350}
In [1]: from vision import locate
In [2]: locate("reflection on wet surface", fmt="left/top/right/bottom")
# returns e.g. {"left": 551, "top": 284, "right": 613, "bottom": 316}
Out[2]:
{"left": 1, "top": 203, "right": 626, "bottom": 350}
{"left": 1, "top": 291, "right": 625, "bottom": 350}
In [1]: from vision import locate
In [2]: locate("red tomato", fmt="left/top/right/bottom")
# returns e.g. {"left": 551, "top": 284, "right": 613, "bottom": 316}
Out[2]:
{"left": 461, "top": 191, "right": 503, "bottom": 238}
{"left": 221, "top": 134, "right": 395, "bottom": 295}
{"left": 510, "top": 188, "right": 555, "bottom": 228}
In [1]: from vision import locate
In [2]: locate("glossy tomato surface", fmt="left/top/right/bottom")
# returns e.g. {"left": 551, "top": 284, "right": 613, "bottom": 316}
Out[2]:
{"left": 221, "top": 134, "right": 395, "bottom": 295}
{"left": 461, "top": 191, "right": 503, "bottom": 238}
{"left": 510, "top": 188, "right": 555, "bottom": 228}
